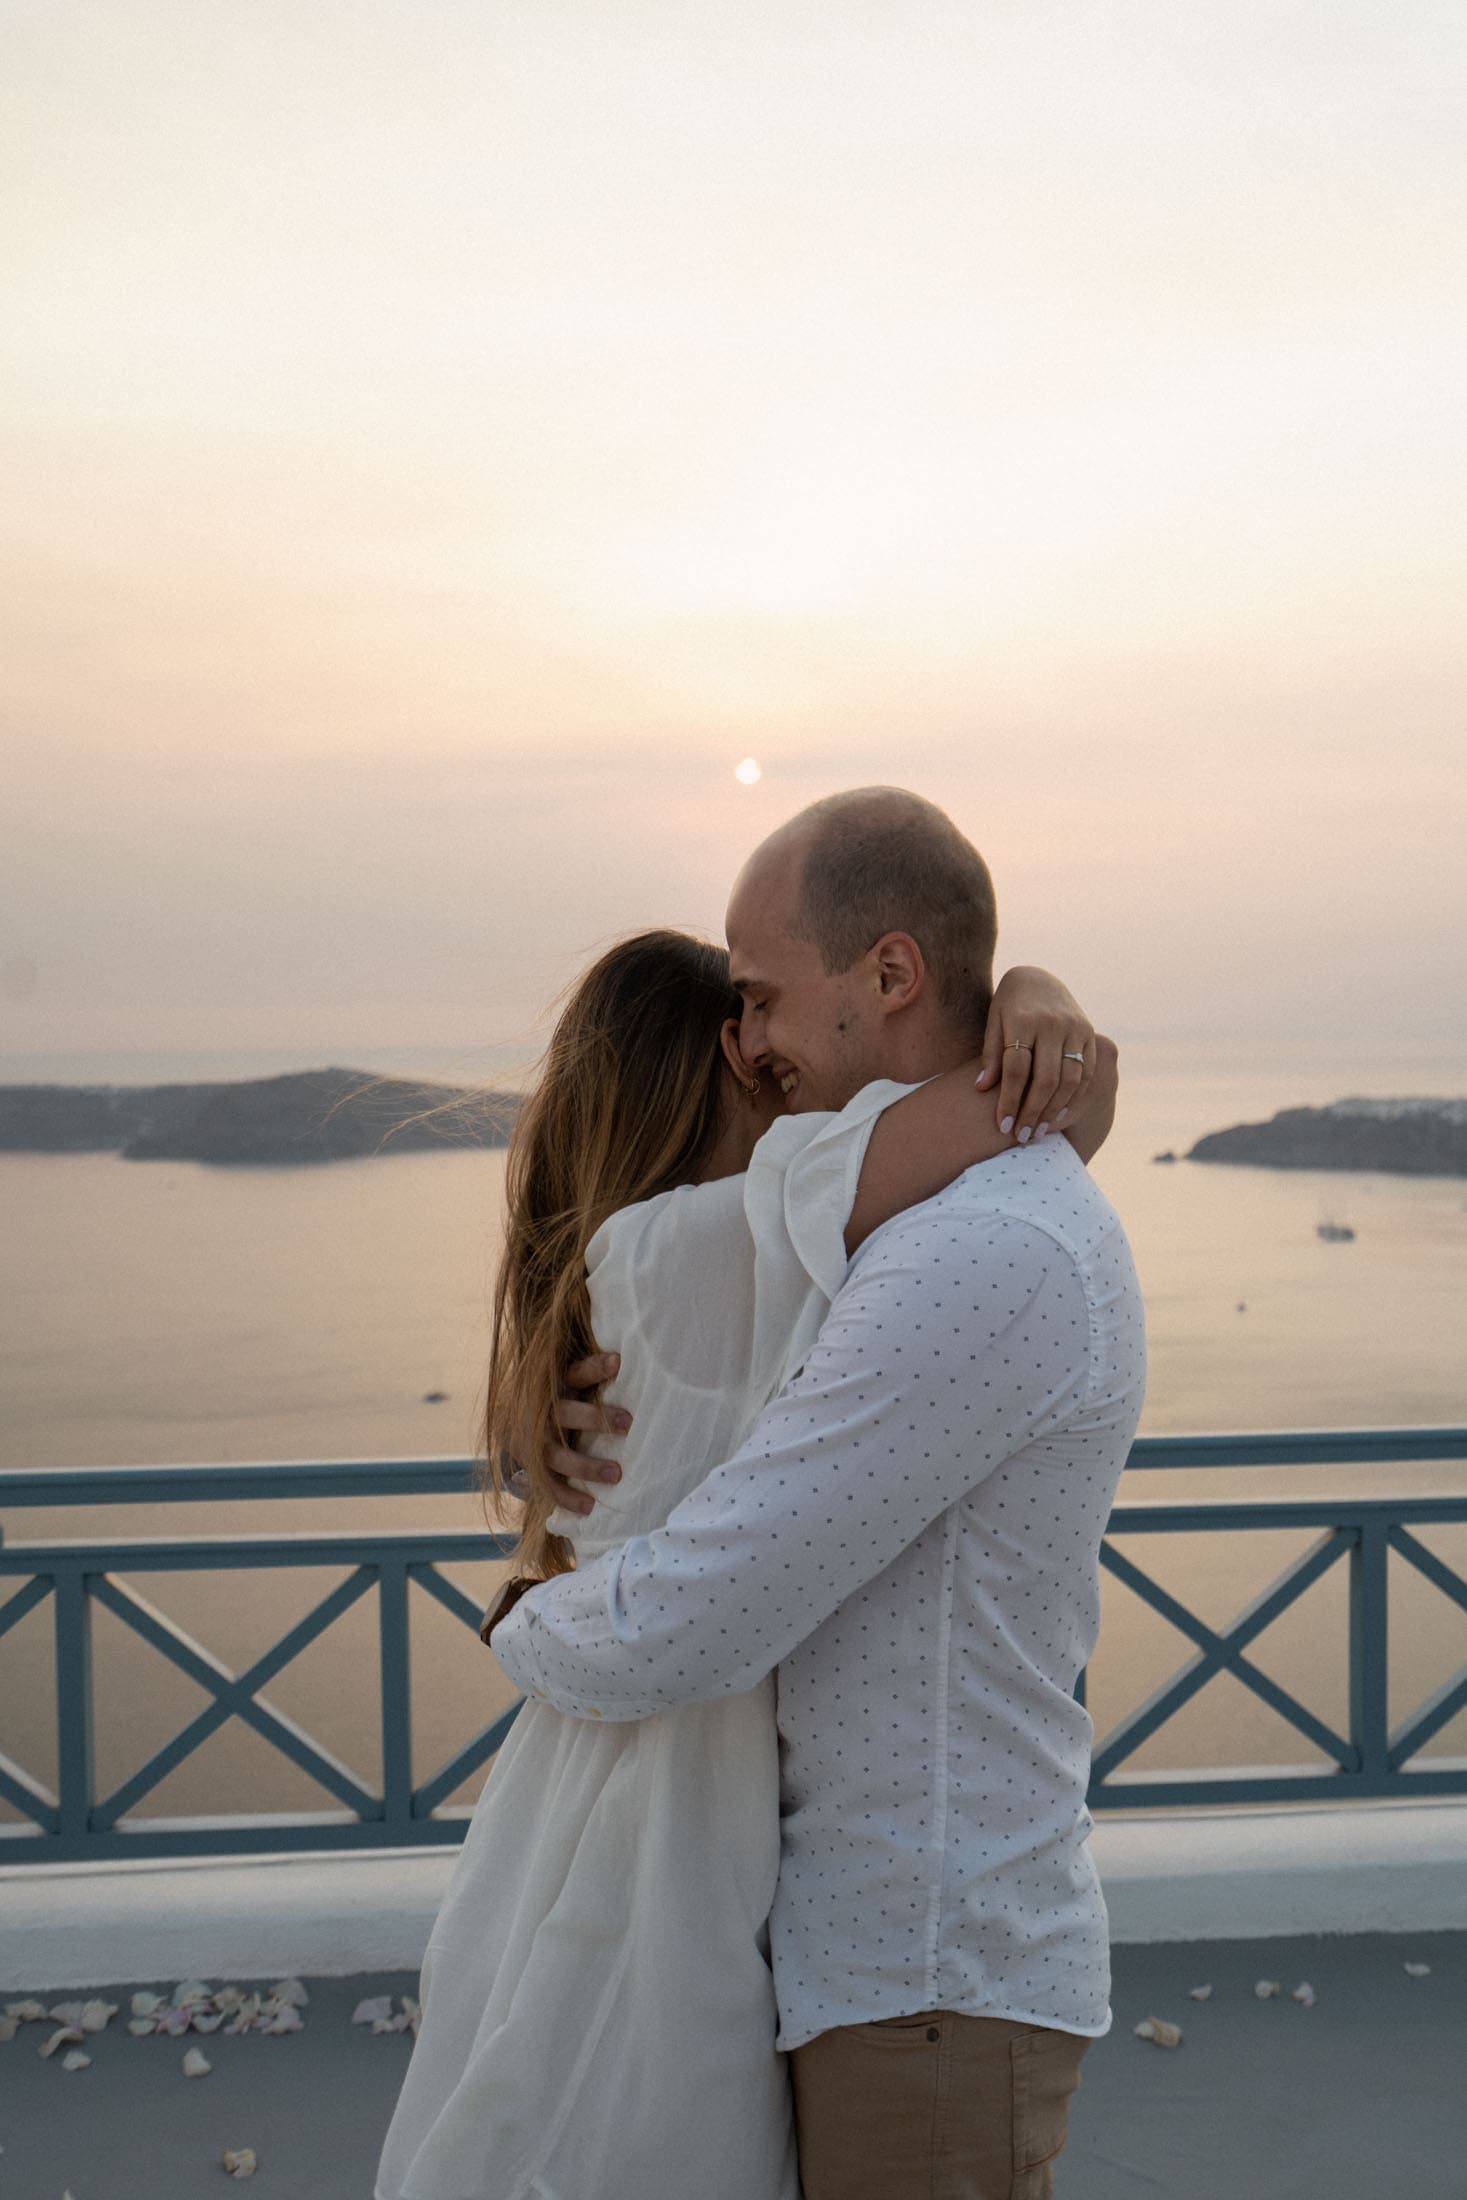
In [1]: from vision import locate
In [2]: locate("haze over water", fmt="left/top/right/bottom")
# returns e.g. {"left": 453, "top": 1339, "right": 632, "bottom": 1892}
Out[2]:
{"left": 3, "top": 1, "right": 1465, "bottom": 1075}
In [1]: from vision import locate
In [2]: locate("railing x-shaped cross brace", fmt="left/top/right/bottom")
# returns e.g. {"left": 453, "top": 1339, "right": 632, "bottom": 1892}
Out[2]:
{"left": 1090, "top": 1527, "right": 1355, "bottom": 1784}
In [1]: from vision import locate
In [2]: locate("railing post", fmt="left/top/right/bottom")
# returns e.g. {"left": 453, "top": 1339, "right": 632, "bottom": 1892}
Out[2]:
{"left": 54, "top": 1565, "right": 95, "bottom": 1846}
{"left": 1348, "top": 1518, "right": 1390, "bottom": 1790}
{"left": 379, "top": 1557, "right": 414, "bottom": 1832}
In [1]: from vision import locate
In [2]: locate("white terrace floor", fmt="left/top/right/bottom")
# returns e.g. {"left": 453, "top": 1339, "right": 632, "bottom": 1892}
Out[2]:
{"left": 3, "top": 1802, "right": 1465, "bottom": 2200}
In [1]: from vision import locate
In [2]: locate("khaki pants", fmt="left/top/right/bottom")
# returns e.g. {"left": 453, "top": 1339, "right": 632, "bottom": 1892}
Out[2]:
{"left": 790, "top": 2009, "right": 1090, "bottom": 2200}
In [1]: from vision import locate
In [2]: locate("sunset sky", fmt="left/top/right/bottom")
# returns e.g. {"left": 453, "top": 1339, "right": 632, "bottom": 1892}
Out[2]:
{"left": 3, "top": 0, "right": 1463, "bottom": 1065}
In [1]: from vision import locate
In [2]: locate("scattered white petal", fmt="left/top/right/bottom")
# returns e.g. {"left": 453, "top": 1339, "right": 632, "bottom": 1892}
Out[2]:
{"left": 128, "top": 2017, "right": 156, "bottom": 2036}
{"left": 131, "top": 1991, "right": 166, "bottom": 2017}
{"left": 157, "top": 2006, "right": 193, "bottom": 2037}
{"left": 263, "top": 2006, "right": 304, "bottom": 2035}
{"left": 5, "top": 2000, "right": 48, "bottom": 2022}
{"left": 182, "top": 2046, "right": 212, "bottom": 2077}
{"left": 353, "top": 1995, "right": 395, "bottom": 2026}
{"left": 78, "top": 2000, "right": 118, "bottom": 2034}
{"left": 213, "top": 1988, "right": 248, "bottom": 2012}
{"left": 0, "top": 2015, "right": 19, "bottom": 2043}
{"left": 1254, "top": 1979, "right": 1280, "bottom": 1999}
{"left": 1134, "top": 2015, "right": 1183, "bottom": 2048}
{"left": 172, "top": 1981, "right": 215, "bottom": 2008}
{"left": 267, "top": 1978, "right": 309, "bottom": 2007}
{"left": 1404, "top": 1961, "right": 1432, "bottom": 1978}
{"left": 40, "top": 2027, "right": 84, "bottom": 2058}
{"left": 223, "top": 2145, "right": 258, "bottom": 2179}
{"left": 221, "top": 1993, "right": 263, "bottom": 2035}
{"left": 1188, "top": 1984, "right": 1213, "bottom": 2002}
{"left": 1291, "top": 1983, "right": 1316, "bottom": 2007}
{"left": 191, "top": 2011, "right": 227, "bottom": 2034}
{"left": 60, "top": 2049, "right": 92, "bottom": 2071}
{"left": 47, "top": 2002, "right": 89, "bottom": 2025}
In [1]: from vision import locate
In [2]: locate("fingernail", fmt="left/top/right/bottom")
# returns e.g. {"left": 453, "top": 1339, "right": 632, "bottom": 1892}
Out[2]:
{"left": 1000, "top": 1116, "right": 1014, "bottom": 1135}
{"left": 1056, "top": 1106, "right": 1069, "bottom": 1123}
{"left": 1037, "top": 1122, "right": 1049, "bottom": 1138}
{"left": 975, "top": 1067, "right": 991, "bottom": 1085}
{"left": 604, "top": 1465, "right": 621, "bottom": 1483}
{"left": 1017, "top": 1125, "right": 1032, "bottom": 1143}
{"left": 606, "top": 1352, "right": 620, "bottom": 1373}
{"left": 611, "top": 1408, "right": 632, "bottom": 1431}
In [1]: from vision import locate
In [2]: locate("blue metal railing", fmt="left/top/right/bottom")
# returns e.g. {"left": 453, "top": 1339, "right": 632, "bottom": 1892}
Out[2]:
{"left": 1, "top": 1429, "right": 1464, "bottom": 1861}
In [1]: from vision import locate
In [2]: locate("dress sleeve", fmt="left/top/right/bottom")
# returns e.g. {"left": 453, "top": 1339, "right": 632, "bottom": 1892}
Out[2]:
{"left": 742, "top": 1078, "right": 921, "bottom": 1399}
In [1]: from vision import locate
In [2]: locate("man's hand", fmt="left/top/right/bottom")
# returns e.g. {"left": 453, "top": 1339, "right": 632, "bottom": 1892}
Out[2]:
{"left": 974, "top": 966, "right": 1096, "bottom": 1142}
{"left": 537, "top": 1350, "right": 630, "bottom": 1519}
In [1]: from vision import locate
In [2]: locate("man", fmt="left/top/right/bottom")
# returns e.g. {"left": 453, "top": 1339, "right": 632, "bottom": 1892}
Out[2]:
{"left": 490, "top": 787, "right": 1147, "bottom": 2198}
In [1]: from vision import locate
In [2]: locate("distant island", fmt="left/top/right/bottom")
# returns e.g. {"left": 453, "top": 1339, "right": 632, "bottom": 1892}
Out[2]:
{"left": 0, "top": 1068, "right": 522, "bottom": 1166}
{"left": 1186, "top": 1097, "right": 1467, "bottom": 1177}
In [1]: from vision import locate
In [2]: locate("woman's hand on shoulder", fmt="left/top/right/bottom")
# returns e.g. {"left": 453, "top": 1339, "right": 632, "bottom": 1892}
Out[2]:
{"left": 975, "top": 965, "right": 1097, "bottom": 1142}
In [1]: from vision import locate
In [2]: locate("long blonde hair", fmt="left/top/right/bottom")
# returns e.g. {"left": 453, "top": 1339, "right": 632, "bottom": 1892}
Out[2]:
{"left": 479, "top": 930, "right": 741, "bottom": 1579}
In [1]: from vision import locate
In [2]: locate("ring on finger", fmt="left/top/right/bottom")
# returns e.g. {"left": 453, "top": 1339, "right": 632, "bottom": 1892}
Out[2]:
{"left": 1061, "top": 1050, "right": 1086, "bottom": 1062}
{"left": 1004, "top": 1041, "right": 1034, "bottom": 1053}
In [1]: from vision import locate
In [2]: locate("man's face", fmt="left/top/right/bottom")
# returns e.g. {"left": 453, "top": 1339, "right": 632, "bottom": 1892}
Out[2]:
{"left": 725, "top": 847, "right": 879, "bottom": 1114}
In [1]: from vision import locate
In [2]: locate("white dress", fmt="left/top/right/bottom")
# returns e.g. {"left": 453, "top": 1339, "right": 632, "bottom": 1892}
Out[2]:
{"left": 374, "top": 1079, "right": 912, "bottom": 2200}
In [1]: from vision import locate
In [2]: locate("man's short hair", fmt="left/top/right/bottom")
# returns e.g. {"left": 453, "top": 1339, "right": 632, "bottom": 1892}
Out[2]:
{"left": 788, "top": 788, "right": 997, "bottom": 1038}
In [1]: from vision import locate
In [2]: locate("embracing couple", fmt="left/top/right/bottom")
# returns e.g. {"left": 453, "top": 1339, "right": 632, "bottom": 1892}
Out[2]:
{"left": 376, "top": 786, "right": 1147, "bottom": 2200}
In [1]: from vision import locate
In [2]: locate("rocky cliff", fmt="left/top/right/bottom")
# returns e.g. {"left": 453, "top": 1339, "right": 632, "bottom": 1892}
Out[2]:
{"left": 0, "top": 1068, "right": 521, "bottom": 1165}
{"left": 1187, "top": 1097, "right": 1467, "bottom": 1177}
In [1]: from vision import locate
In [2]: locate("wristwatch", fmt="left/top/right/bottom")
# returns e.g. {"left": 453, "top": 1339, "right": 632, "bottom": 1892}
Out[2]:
{"left": 480, "top": 1575, "right": 539, "bottom": 1646}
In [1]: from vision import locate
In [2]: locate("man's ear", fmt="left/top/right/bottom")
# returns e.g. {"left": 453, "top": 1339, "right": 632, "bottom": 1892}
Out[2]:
{"left": 718, "top": 1017, "right": 753, "bottom": 1085}
{"left": 869, "top": 933, "right": 925, "bottom": 1014}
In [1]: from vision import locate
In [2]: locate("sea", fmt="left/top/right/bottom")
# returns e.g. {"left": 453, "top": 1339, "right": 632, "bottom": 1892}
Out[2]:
{"left": 2, "top": 1037, "right": 1464, "bottom": 1824}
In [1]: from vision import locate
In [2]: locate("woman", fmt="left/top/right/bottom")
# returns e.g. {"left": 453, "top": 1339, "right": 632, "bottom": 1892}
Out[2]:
{"left": 375, "top": 932, "right": 1111, "bottom": 2200}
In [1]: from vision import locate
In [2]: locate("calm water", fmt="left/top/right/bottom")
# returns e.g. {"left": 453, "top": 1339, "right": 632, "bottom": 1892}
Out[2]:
{"left": 2, "top": 1044, "right": 1464, "bottom": 1821}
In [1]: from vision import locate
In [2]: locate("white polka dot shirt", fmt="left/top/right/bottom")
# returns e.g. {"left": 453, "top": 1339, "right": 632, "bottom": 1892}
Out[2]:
{"left": 493, "top": 1132, "right": 1148, "bottom": 2050}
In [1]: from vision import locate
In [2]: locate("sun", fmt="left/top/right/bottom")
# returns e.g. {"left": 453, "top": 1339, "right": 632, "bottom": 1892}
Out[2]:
{"left": 734, "top": 757, "right": 762, "bottom": 786}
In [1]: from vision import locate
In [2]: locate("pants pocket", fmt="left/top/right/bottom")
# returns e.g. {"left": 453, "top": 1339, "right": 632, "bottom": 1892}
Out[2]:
{"left": 1010, "top": 2027, "right": 1088, "bottom": 2181}
{"left": 862, "top": 2011, "right": 943, "bottom": 2040}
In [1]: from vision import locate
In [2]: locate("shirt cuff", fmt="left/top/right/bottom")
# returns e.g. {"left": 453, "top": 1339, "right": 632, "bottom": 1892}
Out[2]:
{"left": 486, "top": 1591, "right": 550, "bottom": 1697}
{"left": 489, "top": 1588, "right": 670, "bottom": 1723}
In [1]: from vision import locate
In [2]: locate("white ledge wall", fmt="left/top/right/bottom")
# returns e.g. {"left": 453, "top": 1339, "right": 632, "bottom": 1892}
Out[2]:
{"left": 3, "top": 1800, "right": 1465, "bottom": 1992}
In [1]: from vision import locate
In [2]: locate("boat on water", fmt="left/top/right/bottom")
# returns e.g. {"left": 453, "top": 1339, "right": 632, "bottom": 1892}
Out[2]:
{"left": 1317, "top": 1220, "right": 1356, "bottom": 1242}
